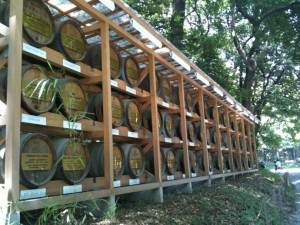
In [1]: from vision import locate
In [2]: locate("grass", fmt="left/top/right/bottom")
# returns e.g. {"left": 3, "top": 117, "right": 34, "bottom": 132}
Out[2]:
{"left": 20, "top": 169, "right": 296, "bottom": 225}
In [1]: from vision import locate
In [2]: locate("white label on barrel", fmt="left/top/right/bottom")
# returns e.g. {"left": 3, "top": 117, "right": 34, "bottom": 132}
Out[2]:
{"left": 209, "top": 171, "right": 213, "bottom": 175}
{"left": 180, "top": 140, "right": 183, "bottom": 144}
{"left": 167, "top": 175, "right": 174, "bottom": 180}
{"left": 189, "top": 142, "right": 195, "bottom": 146}
{"left": 63, "top": 59, "right": 81, "bottom": 73}
{"left": 128, "top": 131, "right": 138, "bottom": 138}
{"left": 114, "top": 180, "right": 121, "bottom": 187}
{"left": 129, "top": 179, "right": 140, "bottom": 185}
{"left": 63, "top": 185, "right": 82, "bottom": 194}
{"left": 207, "top": 145, "right": 211, "bottom": 148}
{"left": 182, "top": 174, "right": 186, "bottom": 178}
{"left": 22, "top": 114, "right": 46, "bottom": 126}
{"left": 125, "top": 86, "right": 137, "bottom": 95}
{"left": 112, "top": 129, "right": 119, "bottom": 136}
{"left": 186, "top": 112, "right": 192, "bottom": 117}
{"left": 20, "top": 188, "right": 46, "bottom": 200}
{"left": 192, "top": 173, "right": 197, "bottom": 177}
{"left": 165, "top": 138, "right": 172, "bottom": 143}
{"left": 110, "top": 80, "right": 118, "bottom": 88}
{"left": 204, "top": 119, "right": 209, "bottom": 123}
{"left": 162, "top": 102, "right": 169, "bottom": 108}
{"left": 23, "top": 43, "right": 47, "bottom": 59}
{"left": 63, "top": 121, "right": 82, "bottom": 130}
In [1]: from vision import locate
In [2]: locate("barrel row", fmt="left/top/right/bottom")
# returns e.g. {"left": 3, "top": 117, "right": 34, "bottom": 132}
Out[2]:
{"left": 0, "top": 133, "right": 227, "bottom": 188}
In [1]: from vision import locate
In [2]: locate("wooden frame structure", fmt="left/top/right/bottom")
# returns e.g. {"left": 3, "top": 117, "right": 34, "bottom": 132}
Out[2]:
{"left": 0, "top": 0, "right": 259, "bottom": 217}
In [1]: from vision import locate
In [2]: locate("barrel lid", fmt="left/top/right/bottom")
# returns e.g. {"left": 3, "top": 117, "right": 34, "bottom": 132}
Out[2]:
{"left": 126, "top": 100, "right": 141, "bottom": 131}
{"left": 21, "top": 65, "right": 56, "bottom": 114}
{"left": 122, "top": 56, "right": 140, "bottom": 87}
{"left": 113, "top": 144, "right": 125, "bottom": 179}
{"left": 112, "top": 94, "right": 124, "bottom": 127}
{"left": 128, "top": 145, "right": 144, "bottom": 177}
{"left": 164, "top": 113, "right": 175, "bottom": 137}
{"left": 166, "top": 149, "right": 177, "bottom": 175}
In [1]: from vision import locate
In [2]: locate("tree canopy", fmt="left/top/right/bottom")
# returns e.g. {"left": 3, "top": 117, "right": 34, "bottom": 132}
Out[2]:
{"left": 124, "top": 0, "right": 300, "bottom": 150}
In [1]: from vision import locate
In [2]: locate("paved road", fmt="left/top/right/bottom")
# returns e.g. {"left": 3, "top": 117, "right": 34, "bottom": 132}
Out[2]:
{"left": 284, "top": 168, "right": 300, "bottom": 225}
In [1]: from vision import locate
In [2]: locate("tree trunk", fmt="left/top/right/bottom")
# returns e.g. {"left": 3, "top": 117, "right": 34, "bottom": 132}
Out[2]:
{"left": 170, "top": 0, "right": 186, "bottom": 49}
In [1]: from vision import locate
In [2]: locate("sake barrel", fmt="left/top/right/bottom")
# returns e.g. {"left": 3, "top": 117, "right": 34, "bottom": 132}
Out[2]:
{"left": 162, "top": 112, "right": 176, "bottom": 138}
{"left": 121, "top": 56, "right": 141, "bottom": 87}
{"left": 185, "top": 92, "right": 194, "bottom": 113}
{"left": 142, "top": 108, "right": 163, "bottom": 133}
{"left": 88, "top": 93, "right": 124, "bottom": 127}
{"left": 53, "top": 138, "right": 90, "bottom": 184}
{"left": 123, "top": 99, "right": 142, "bottom": 131}
{"left": 195, "top": 151, "right": 205, "bottom": 172}
{"left": 209, "top": 127, "right": 217, "bottom": 145}
{"left": 195, "top": 122, "right": 202, "bottom": 142}
{"left": 0, "top": 65, "right": 56, "bottom": 115}
{"left": 0, "top": 0, "right": 55, "bottom": 47}
{"left": 0, "top": 133, "right": 57, "bottom": 188}
{"left": 204, "top": 102, "right": 214, "bottom": 120}
{"left": 55, "top": 78, "right": 88, "bottom": 120}
{"left": 175, "top": 118, "right": 196, "bottom": 142}
{"left": 52, "top": 20, "right": 87, "bottom": 62}
{"left": 212, "top": 152, "right": 220, "bottom": 170}
{"left": 162, "top": 148, "right": 177, "bottom": 175}
{"left": 239, "top": 137, "right": 244, "bottom": 150}
{"left": 221, "top": 132, "right": 228, "bottom": 148}
{"left": 84, "top": 44, "right": 121, "bottom": 79}
{"left": 177, "top": 150, "right": 199, "bottom": 173}
{"left": 233, "top": 154, "right": 239, "bottom": 170}
{"left": 219, "top": 110, "right": 226, "bottom": 126}
{"left": 88, "top": 142, "right": 125, "bottom": 180}
{"left": 231, "top": 136, "right": 237, "bottom": 150}
{"left": 158, "top": 78, "right": 172, "bottom": 102}
{"left": 139, "top": 71, "right": 160, "bottom": 95}
{"left": 170, "top": 85, "right": 179, "bottom": 105}
{"left": 122, "top": 144, "right": 145, "bottom": 178}
{"left": 223, "top": 154, "right": 231, "bottom": 170}
{"left": 145, "top": 149, "right": 166, "bottom": 174}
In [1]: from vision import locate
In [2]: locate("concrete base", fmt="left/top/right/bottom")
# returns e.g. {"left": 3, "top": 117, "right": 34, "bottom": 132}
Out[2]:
{"left": 164, "top": 182, "right": 192, "bottom": 194}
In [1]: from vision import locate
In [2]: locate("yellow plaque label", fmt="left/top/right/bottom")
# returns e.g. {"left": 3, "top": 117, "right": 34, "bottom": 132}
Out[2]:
{"left": 21, "top": 153, "right": 52, "bottom": 171}
{"left": 23, "top": 13, "right": 51, "bottom": 38}
{"left": 61, "top": 33, "right": 84, "bottom": 54}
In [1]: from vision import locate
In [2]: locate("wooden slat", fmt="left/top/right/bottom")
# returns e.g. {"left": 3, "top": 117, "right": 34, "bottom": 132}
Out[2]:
{"left": 224, "top": 107, "right": 235, "bottom": 172}
{"left": 5, "top": 0, "right": 23, "bottom": 203}
{"left": 101, "top": 22, "right": 114, "bottom": 189}
{"left": 149, "top": 54, "right": 161, "bottom": 183}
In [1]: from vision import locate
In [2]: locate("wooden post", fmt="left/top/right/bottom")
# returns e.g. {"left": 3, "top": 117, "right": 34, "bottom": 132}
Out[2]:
{"left": 225, "top": 108, "right": 234, "bottom": 172}
{"left": 233, "top": 114, "right": 242, "bottom": 170}
{"left": 213, "top": 99, "right": 223, "bottom": 173}
{"left": 240, "top": 119, "right": 249, "bottom": 170}
{"left": 178, "top": 77, "right": 191, "bottom": 179}
{"left": 149, "top": 55, "right": 162, "bottom": 183}
{"left": 251, "top": 124, "right": 258, "bottom": 168}
{"left": 5, "top": 0, "right": 23, "bottom": 206}
{"left": 246, "top": 121, "right": 254, "bottom": 168}
{"left": 198, "top": 89, "right": 209, "bottom": 175}
{"left": 101, "top": 22, "right": 114, "bottom": 189}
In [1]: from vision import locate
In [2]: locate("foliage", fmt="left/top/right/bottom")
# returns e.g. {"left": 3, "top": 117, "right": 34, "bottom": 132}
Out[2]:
{"left": 124, "top": 0, "right": 300, "bottom": 150}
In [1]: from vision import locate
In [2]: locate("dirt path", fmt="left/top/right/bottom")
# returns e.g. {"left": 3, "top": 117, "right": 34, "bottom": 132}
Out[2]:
{"left": 286, "top": 168, "right": 300, "bottom": 225}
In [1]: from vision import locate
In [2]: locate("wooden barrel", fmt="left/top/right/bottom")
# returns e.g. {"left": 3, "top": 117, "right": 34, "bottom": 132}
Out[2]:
{"left": 212, "top": 152, "right": 220, "bottom": 171}
{"left": 204, "top": 102, "right": 214, "bottom": 120}
{"left": 53, "top": 138, "right": 90, "bottom": 184}
{"left": 0, "top": 0, "right": 55, "bottom": 47}
{"left": 158, "top": 78, "right": 172, "bottom": 102}
{"left": 233, "top": 154, "right": 239, "bottom": 170}
{"left": 209, "top": 127, "right": 217, "bottom": 145}
{"left": 145, "top": 149, "right": 166, "bottom": 174}
{"left": 175, "top": 119, "right": 196, "bottom": 142}
{"left": 195, "top": 151, "right": 205, "bottom": 172}
{"left": 142, "top": 108, "right": 163, "bottom": 133}
{"left": 84, "top": 44, "right": 121, "bottom": 79}
{"left": 121, "top": 56, "right": 141, "bottom": 87}
{"left": 122, "top": 144, "right": 145, "bottom": 178}
{"left": 178, "top": 150, "right": 199, "bottom": 173}
{"left": 230, "top": 116, "right": 235, "bottom": 130}
{"left": 185, "top": 92, "right": 194, "bottom": 113}
{"left": 223, "top": 154, "right": 231, "bottom": 170}
{"left": 88, "top": 93, "right": 124, "bottom": 127}
{"left": 55, "top": 78, "right": 88, "bottom": 120}
{"left": 219, "top": 110, "right": 226, "bottom": 126}
{"left": 88, "top": 142, "right": 125, "bottom": 180}
{"left": 162, "top": 112, "right": 175, "bottom": 138}
{"left": 139, "top": 71, "right": 160, "bottom": 95}
{"left": 0, "top": 65, "right": 56, "bottom": 115}
{"left": 221, "top": 132, "right": 228, "bottom": 148}
{"left": 170, "top": 85, "right": 179, "bottom": 105}
{"left": 195, "top": 122, "right": 202, "bottom": 142}
{"left": 239, "top": 137, "right": 244, "bottom": 150}
{"left": 51, "top": 20, "right": 87, "bottom": 62}
{"left": 162, "top": 148, "right": 177, "bottom": 175}
{"left": 231, "top": 136, "right": 237, "bottom": 150}
{"left": 0, "top": 133, "right": 57, "bottom": 188}
{"left": 123, "top": 99, "right": 142, "bottom": 131}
